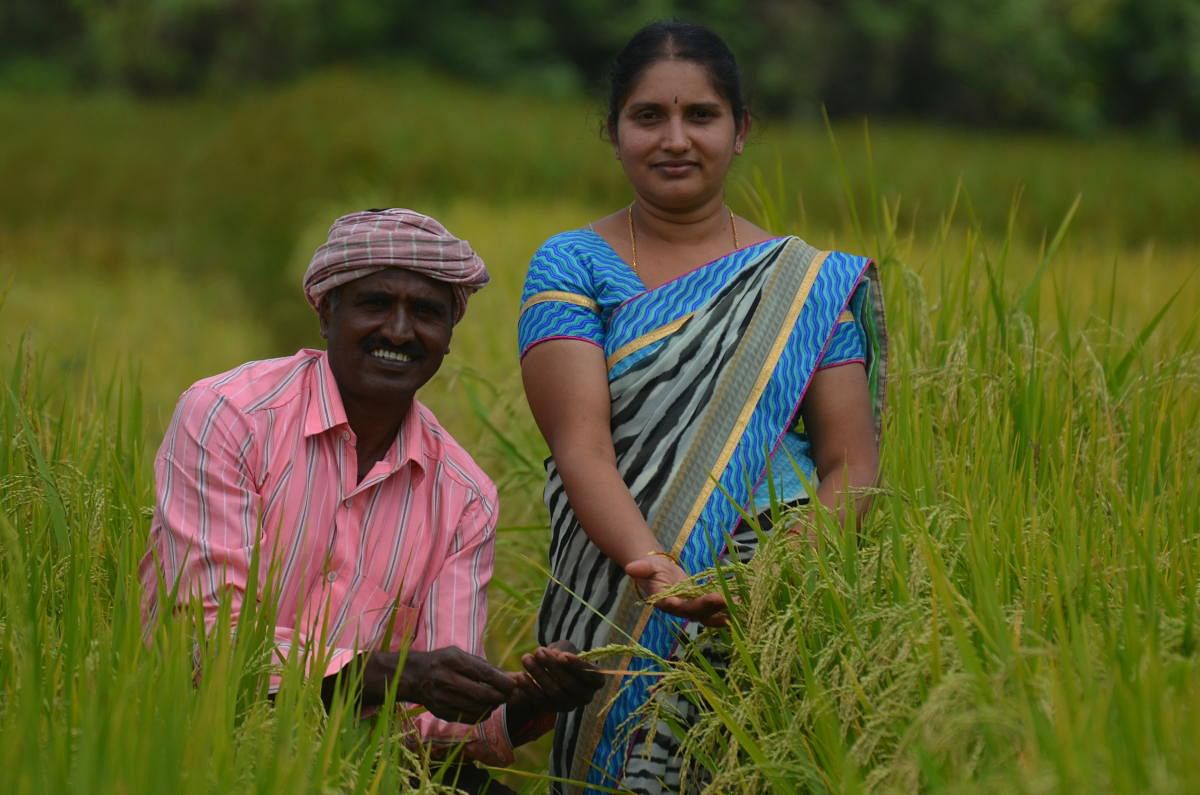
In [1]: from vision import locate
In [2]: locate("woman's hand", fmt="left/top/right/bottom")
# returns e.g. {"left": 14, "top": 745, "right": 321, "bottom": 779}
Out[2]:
{"left": 624, "top": 553, "right": 728, "bottom": 627}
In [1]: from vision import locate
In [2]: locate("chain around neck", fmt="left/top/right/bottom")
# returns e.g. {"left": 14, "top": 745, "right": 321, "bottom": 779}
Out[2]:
{"left": 626, "top": 204, "right": 740, "bottom": 278}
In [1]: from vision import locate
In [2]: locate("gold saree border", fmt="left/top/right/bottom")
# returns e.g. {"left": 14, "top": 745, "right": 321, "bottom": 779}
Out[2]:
{"left": 605, "top": 314, "right": 693, "bottom": 371}
{"left": 520, "top": 290, "right": 600, "bottom": 314}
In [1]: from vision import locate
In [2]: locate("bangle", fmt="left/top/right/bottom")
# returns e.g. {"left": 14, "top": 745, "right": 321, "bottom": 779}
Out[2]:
{"left": 645, "top": 549, "right": 681, "bottom": 567}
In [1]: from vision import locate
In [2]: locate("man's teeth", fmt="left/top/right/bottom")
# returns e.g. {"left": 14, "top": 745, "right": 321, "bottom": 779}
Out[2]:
{"left": 372, "top": 349, "right": 413, "bottom": 363}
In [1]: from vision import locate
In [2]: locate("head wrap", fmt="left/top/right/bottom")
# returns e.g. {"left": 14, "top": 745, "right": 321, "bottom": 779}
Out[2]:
{"left": 303, "top": 208, "right": 489, "bottom": 323}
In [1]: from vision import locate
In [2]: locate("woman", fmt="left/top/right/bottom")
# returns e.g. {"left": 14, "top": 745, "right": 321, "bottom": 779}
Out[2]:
{"left": 518, "top": 21, "right": 887, "bottom": 793}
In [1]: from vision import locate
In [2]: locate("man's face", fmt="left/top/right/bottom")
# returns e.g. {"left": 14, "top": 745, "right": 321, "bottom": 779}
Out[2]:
{"left": 320, "top": 269, "right": 454, "bottom": 412}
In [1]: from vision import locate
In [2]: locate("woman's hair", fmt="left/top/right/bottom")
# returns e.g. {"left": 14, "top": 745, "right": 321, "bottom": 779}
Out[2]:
{"left": 606, "top": 20, "right": 748, "bottom": 137}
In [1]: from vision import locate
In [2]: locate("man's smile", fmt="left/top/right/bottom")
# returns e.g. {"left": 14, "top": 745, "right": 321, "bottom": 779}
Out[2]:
{"left": 370, "top": 348, "right": 416, "bottom": 364}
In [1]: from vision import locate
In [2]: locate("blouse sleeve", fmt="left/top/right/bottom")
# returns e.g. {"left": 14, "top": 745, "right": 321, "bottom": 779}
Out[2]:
{"left": 816, "top": 311, "right": 867, "bottom": 370}
{"left": 517, "top": 237, "right": 605, "bottom": 358}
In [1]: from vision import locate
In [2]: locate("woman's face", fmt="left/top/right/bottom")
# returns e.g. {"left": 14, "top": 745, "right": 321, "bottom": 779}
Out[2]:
{"left": 613, "top": 58, "right": 747, "bottom": 213}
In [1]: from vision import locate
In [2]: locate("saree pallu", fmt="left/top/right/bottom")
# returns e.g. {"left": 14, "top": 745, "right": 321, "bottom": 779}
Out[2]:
{"left": 535, "top": 237, "right": 887, "bottom": 793}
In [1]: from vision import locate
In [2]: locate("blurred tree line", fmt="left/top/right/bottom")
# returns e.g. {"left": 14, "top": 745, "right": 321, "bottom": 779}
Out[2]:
{"left": 2, "top": 0, "right": 1197, "bottom": 139}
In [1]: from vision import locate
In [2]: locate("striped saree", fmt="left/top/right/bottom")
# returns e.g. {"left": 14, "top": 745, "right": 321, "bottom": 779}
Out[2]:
{"left": 524, "top": 235, "right": 887, "bottom": 793}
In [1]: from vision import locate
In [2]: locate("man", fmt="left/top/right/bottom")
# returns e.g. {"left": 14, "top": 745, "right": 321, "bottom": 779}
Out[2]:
{"left": 140, "top": 209, "right": 601, "bottom": 788}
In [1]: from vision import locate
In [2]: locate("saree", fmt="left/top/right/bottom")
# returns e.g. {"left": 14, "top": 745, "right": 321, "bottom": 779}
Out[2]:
{"left": 521, "top": 234, "right": 887, "bottom": 793}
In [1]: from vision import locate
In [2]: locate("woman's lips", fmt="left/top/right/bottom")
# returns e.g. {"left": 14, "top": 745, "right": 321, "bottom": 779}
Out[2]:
{"left": 653, "top": 161, "right": 698, "bottom": 177}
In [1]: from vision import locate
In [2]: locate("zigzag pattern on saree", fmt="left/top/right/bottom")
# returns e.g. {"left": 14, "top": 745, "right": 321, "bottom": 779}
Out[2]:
{"left": 520, "top": 231, "right": 642, "bottom": 303}
{"left": 738, "top": 250, "right": 871, "bottom": 502}
{"left": 519, "top": 302, "right": 601, "bottom": 350}
{"left": 518, "top": 230, "right": 639, "bottom": 356}
{"left": 603, "top": 240, "right": 782, "bottom": 352}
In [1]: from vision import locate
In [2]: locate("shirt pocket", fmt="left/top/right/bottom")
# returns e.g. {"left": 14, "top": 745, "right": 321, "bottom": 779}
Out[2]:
{"left": 351, "top": 581, "right": 421, "bottom": 652}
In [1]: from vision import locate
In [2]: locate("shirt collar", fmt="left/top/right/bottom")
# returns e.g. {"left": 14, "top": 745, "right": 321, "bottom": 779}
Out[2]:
{"left": 303, "top": 350, "right": 349, "bottom": 438}
{"left": 393, "top": 400, "right": 428, "bottom": 473}
{"left": 303, "top": 350, "right": 427, "bottom": 473}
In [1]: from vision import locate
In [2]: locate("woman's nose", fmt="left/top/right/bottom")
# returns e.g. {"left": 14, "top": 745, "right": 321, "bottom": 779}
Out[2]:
{"left": 662, "top": 116, "right": 689, "bottom": 151}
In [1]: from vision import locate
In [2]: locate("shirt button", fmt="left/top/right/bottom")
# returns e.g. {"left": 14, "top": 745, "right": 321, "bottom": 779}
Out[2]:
{"left": 341, "top": 431, "right": 351, "bottom": 442}
{"left": 326, "top": 571, "right": 337, "bottom": 583}
{"left": 342, "top": 498, "right": 352, "bottom": 508}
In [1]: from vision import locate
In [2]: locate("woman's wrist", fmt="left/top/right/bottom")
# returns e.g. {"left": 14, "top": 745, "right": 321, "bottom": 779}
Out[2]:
{"left": 597, "top": 528, "right": 661, "bottom": 568}
{"left": 623, "top": 548, "right": 676, "bottom": 569}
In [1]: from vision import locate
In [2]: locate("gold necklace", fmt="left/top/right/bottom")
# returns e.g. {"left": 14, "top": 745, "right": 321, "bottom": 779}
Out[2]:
{"left": 626, "top": 204, "right": 740, "bottom": 278}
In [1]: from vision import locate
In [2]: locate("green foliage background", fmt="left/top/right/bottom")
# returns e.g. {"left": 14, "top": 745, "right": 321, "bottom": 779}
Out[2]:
{"left": 2, "top": 0, "right": 1199, "bottom": 138}
{"left": 2, "top": 54, "right": 1199, "bottom": 793}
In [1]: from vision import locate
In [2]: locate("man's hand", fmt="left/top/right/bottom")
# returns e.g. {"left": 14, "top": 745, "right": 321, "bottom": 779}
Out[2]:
{"left": 369, "top": 647, "right": 516, "bottom": 723}
{"left": 505, "top": 641, "right": 603, "bottom": 745}
{"left": 515, "top": 641, "right": 604, "bottom": 713}
{"left": 625, "top": 553, "right": 728, "bottom": 627}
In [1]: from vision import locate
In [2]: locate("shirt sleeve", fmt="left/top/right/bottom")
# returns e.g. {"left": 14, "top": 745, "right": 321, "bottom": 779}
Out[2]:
{"left": 517, "top": 238, "right": 605, "bottom": 358}
{"left": 143, "top": 386, "right": 259, "bottom": 628}
{"left": 407, "top": 480, "right": 514, "bottom": 765}
{"left": 816, "top": 311, "right": 866, "bottom": 370}
{"left": 139, "top": 386, "right": 359, "bottom": 685}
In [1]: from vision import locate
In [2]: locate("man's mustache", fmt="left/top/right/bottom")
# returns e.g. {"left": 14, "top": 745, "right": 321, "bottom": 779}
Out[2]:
{"left": 361, "top": 337, "right": 425, "bottom": 358}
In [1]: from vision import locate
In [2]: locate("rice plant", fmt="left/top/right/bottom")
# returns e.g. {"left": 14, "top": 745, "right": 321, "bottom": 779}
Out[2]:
{"left": 626, "top": 177, "right": 1200, "bottom": 793}
{"left": 3, "top": 70, "right": 1198, "bottom": 793}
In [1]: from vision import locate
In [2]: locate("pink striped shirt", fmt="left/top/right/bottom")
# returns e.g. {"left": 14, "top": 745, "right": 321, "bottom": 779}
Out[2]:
{"left": 139, "top": 348, "right": 512, "bottom": 764}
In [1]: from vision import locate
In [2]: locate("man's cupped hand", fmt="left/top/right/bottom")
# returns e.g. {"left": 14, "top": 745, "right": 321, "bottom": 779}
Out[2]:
{"left": 401, "top": 647, "right": 516, "bottom": 723}
{"left": 513, "top": 640, "right": 604, "bottom": 713}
